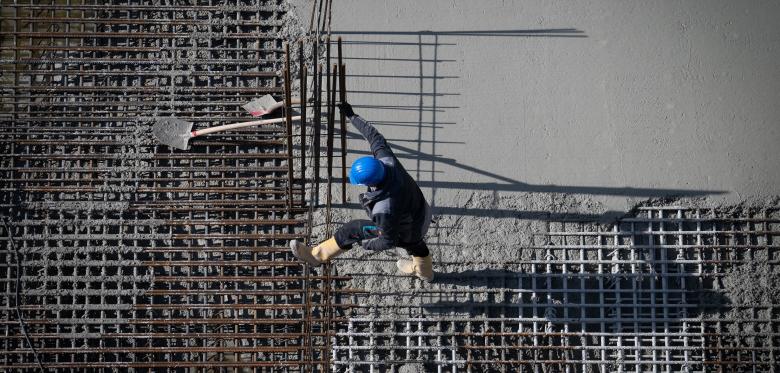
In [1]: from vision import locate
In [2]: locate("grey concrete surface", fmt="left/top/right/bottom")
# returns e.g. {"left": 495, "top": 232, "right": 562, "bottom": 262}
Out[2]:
{"left": 292, "top": 0, "right": 780, "bottom": 214}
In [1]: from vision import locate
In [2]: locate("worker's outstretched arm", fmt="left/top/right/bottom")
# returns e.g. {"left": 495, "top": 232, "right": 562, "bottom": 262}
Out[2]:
{"left": 338, "top": 102, "right": 393, "bottom": 159}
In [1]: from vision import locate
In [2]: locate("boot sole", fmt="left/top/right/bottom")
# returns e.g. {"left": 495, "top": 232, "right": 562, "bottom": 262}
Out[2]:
{"left": 289, "top": 240, "right": 321, "bottom": 266}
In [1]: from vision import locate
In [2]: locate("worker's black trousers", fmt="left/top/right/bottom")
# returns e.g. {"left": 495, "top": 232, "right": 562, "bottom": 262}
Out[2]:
{"left": 333, "top": 219, "right": 430, "bottom": 257}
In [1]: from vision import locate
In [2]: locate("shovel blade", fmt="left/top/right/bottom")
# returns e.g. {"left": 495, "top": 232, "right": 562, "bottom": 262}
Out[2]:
{"left": 242, "top": 94, "right": 278, "bottom": 117}
{"left": 152, "top": 117, "right": 193, "bottom": 150}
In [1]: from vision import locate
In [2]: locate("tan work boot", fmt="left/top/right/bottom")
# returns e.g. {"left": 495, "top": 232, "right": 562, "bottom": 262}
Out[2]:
{"left": 290, "top": 237, "right": 343, "bottom": 266}
{"left": 396, "top": 255, "right": 434, "bottom": 282}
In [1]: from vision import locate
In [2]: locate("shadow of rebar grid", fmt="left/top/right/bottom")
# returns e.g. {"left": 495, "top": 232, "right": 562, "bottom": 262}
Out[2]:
{"left": 334, "top": 206, "right": 780, "bottom": 372}
{"left": 0, "top": 0, "right": 355, "bottom": 370}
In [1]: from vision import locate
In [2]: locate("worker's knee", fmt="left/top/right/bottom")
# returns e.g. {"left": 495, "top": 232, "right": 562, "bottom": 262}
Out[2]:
{"left": 334, "top": 219, "right": 375, "bottom": 249}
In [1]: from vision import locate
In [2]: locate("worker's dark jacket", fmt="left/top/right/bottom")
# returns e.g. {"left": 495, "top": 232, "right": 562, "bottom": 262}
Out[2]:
{"left": 346, "top": 115, "right": 428, "bottom": 251}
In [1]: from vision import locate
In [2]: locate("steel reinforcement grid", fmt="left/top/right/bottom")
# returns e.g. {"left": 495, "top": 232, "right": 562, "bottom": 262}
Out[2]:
{"left": 0, "top": 0, "right": 354, "bottom": 370}
{"left": 333, "top": 207, "right": 780, "bottom": 372}
{"left": 2, "top": 2, "right": 780, "bottom": 373}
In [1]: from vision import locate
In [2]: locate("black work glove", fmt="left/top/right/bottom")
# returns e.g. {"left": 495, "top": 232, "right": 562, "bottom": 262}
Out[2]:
{"left": 337, "top": 102, "right": 355, "bottom": 118}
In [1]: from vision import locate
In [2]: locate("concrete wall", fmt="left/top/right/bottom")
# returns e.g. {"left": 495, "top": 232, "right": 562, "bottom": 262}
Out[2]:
{"left": 296, "top": 0, "right": 780, "bottom": 214}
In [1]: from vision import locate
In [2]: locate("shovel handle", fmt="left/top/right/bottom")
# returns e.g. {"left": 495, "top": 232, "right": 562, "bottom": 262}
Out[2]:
{"left": 267, "top": 98, "right": 301, "bottom": 113}
{"left": 192, "top": 116, "right": 302, "bottom": 137}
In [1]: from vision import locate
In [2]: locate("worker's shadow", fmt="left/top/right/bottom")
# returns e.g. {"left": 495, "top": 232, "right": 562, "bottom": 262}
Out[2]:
{"left": 423, "top": 265, "right": 730, "bottom": 325}
{"left": 416, "top": 265, "right": 732, "bottom": 371}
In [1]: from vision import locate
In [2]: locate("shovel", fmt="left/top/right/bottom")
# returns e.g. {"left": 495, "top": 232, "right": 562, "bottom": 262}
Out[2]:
{"left": 153, "top": 115, "right": 301, "bottom": 150}
{"left": 242, "top": 94, "right": 302, "bottom": 117}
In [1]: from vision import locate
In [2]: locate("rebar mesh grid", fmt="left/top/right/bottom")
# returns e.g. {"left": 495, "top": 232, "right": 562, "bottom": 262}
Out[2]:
{"left": 335, "top": 207, "right": 780, "bottom": 372}
{"left": 0, "top": 0, "right": 352, "bottom": 370}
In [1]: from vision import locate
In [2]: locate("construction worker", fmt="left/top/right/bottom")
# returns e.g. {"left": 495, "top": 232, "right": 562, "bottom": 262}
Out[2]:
{"left": 289, "top": 102, "right": 434, "bottom": 281}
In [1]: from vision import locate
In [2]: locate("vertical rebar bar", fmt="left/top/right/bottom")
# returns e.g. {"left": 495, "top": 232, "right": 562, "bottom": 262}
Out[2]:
{"left": 326, "top": 63, "right": 337, "bottom": 236}
{"left": 324, "top": 32, "right": 333, "bottom": 233}
{"left": 308, "top": 0, "right": 319, "bottom": 33}
{"left": 284, "top": 44, "right": 294, "bottom": 222}
{"left": 313, "top": 62, "right": 322, "bottom": 207}
{"left": 326, "top": 36, "right": 332, "bottom": 182}
{"left": 299, "top": 39, "right": 313, "bottom": 369}
{"left": 325, "top": 37, "right": 335, "bottom": 236}
{"left": 299, "top": 40, "right": 307, "bottom": 207}
{"left": 338, "top": 37, "right": 347, "bottom": 204}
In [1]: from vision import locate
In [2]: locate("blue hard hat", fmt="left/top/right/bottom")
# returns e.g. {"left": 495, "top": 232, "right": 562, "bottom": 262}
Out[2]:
{"left": 349, "top": 156, "right": 386, "bottom": 186}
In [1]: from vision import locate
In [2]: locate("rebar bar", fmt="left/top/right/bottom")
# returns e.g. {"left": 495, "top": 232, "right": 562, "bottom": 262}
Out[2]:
{"left": 325, "top": 62, "right": 336, "bottom": 236}
{"left": 299, "top": 40, "right": 308, "bottom": 206}
{"left": 338, "top": 37, "right": 347, "bottom": 204}
{"left": 284, "top": 43, "right": 295, "bottom": 221}
{"left": 313, "top": 62, "right": 323, "bottom": 207}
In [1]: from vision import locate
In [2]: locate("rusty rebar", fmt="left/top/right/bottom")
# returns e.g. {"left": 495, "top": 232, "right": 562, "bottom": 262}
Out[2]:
{"left": 299, "top": 40, "right": 308, "bottom": 207}
{"left": 284, "top": 43, "right": 295, "bottom": 223}
{"left": 338, "top": 37, "right": 348, "bottom": 204}
{"left": 313, "top": 62, "right": 323, "bottom": 206}
{"left": 324, "top": 55, "right": 332, "bottom": 234}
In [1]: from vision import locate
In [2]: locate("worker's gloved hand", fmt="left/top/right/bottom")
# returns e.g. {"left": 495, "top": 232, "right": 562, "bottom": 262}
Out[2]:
{"left": 337, "top": 102, "right": 355, "bottom": 118}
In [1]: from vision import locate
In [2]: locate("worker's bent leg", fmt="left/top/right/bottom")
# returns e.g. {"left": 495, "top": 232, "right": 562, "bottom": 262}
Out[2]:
{"left": 289, "top": 219, "right": 377, "bottom": 266}
{"left": 289, "top": 237, "right": 344, "bottom": 266}
{"left": 401, "top": 240, "right": 430, "bottom": 257}
{"left": 420, "top": 201, "right": 433, "bottom": 237}
{"left": 334, "top": 219, "right": 378, "bottom": 250}
{"left": 397, "top": 240, "right": 434, "bottom": 282}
